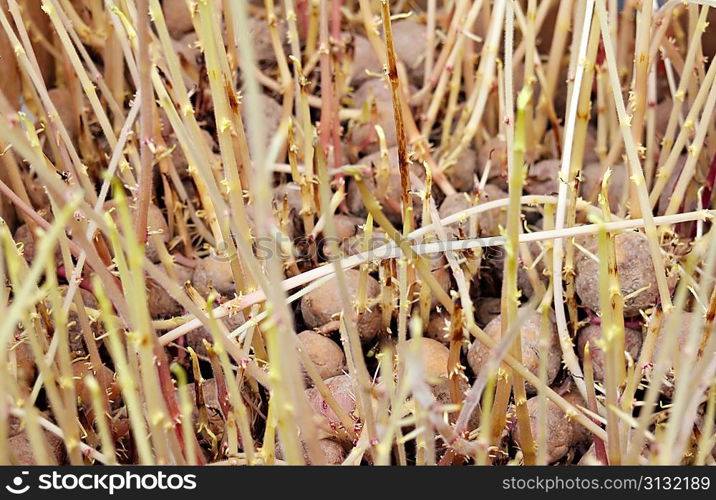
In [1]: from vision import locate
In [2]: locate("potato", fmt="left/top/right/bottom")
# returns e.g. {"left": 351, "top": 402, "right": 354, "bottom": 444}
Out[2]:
{"left": 345, "top": 147, "right": 425, "bottom": 225}
{"left": 443, "top": 148, "right": 479, "bottom": 193}
{"left": 406, "top": 337, "right": 449, "bottom": 381}
{"left": 406, "top": 337, "right": 480, "bottom": 430}
{"left": 513, "top": 393, "right": 589, "bottom": 464}
{"left": 426, "top": 309, "right": 451, "bottom": 346}
{"left": 576, "top": 323, "right": 643, "bottom": 382}
{"left": 300, "top": 269, "right": 382, "bottom": 343}
{"left": 163, "top": 0, "right": 194, "bottom": 39}
{"left": 192, "top": 257, "right": 236, "bottom": 297}
{"left": 11, "top": 340, "right": 36, "bottom": 391}
{"left": 8, "top": 429, "right": 65, "bottom": 465}
{"left": 574, "top": 232, "right": 659, "bottom": 316}
{"left": 346, "top": 79, "right": 397, "bottom": 157}
{"left": 486, "top": 240, "right": 547, "bottom": 299}
{"left": 298, "top": 330, "right": 346, "bottom": 381}
{"left": 390, "top": 19, "right": 428, "bottom": 84}
{"left": 467, "top": 306, "right": 560, "bottom": 393}
{"left": 438, "top": 192, "right": 474, "bottom": 238}
{"left": 475, "top": 297, "right": 502, "bottom": 328}
{"left": 437, "top": 185, "right": 507, "bottom": 238}
{"left": 306, "top": 374, "right": 357, "bottom": 428}
{"left": 476, "top": 137, "right": 509, "bottom": 189}
{"left": 48, "top": 88, "right": 79, "bottom": 142}
{"left": 72, "top": 360, "right": 120, "bottom": 407}
{"left": 0, "top": 20, "right": 21, "bottom": 108}
{"left": 147, "top": 263, "right": 194, "bottom": 318}
{"left": 350, "top": 35, "right": 382, "bottom": 85}
{"left": 13, "top": 223, "right": 60, "bottom": 264}
{"left": 349, "top": 19, "right": 427, "bottom": 87}
{"left": 525, "top": 159, "right": 561, "bottom": 195}
{"left": 579, "top": 162, "right": 628, "bottom": 213}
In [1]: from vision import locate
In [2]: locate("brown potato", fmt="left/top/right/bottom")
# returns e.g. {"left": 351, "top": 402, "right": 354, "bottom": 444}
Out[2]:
{"left": 8, "top": 429, "right": 65, "bottom": 465}
{"left": 298, "top": 330, "right": 346, "bottom": 381}
{"left": 147, "top": 263, "right": 194, "bottom": 318}
{"left": 163, "top": 0, "right": 194, "bottom": 39}
{"left": 467, "top": 306, "right": 560, "bottom": 393}
{"left": 475, "top": 297, "right": 502, "bottom": 328}
{"left": 576, "top": 323, "right": 643, "bottom": 382}
{"left": 300, "top": 269, "right": 382, "bottom": 343}
{"left": 48, "top": 88, "right": 79, "bottom": 142}
{"left": 192, "top": 257, "right": 237, "bottom": 297}
{"left": 443, "top": 148, "right": 479, "bottom": 193}
{"left": 72, "top": 360, "right": 120, "bottom": 407}
{"left": 579, "top": 162, "right": 628, "bottom": 213}
{"left": 513, "top": 393, "right": 589, "bottom": 464}
{"left": 306, "top": 374, "right": 357, "bottom": 429}
{"left": 525, "top": 159, "right": 561, "bottom": 195}
{"left": 406, "top": 337, "right": 450, "bottom": 382}
{"left": 574, "top": 232, "right": 659, "bottom": 317}
{"left": 476, "top": 137, "right": 509, "bottom": 189}
{"left": 426, "top": 309, "right": 451, "bottom": 346}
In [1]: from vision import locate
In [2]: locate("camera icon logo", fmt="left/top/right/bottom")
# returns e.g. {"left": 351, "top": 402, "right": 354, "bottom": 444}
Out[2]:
{"left": 5, "top": 471, "right": 30, "bottom": 495}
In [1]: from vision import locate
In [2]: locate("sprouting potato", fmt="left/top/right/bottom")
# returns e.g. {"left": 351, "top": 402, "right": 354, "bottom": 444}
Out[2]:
{"left": 192, "top": 256, "right": 237, "bottom": 297}
{"left": 426, "top": 309, "right": 451, "bottom": 346}
{"left": 525, "top": 159, "right": 561, "bottom": 196}
{"left": 443, "top": 148, "right": 479, "bottom": 193}
{"left": 306, "top": 374, "right": 357, "bottom": 430}
{"left": 577, "top": 323, "right": 643, "bottom": 382}
{"left": 579, "top": 162, "right": 628, "bottom": 213}
{"left": 72, "top": 360, "right": 120, "bottom": 407}
{"left": 298, "top": 330, "right": 346, "bottom": 381}
{"left": 467, "top": 306, "right": 561, "bottom": 393}
{"left": 163, "top": 0, "right": 195, "bottom": 39}
{"left": 300, "top": 269, "right": 382, "bottom": 343}
{"left": 349, "top": 19, "right": 427, "bottom": 87}
{"left": 147, "top": 263, "right": 194, "bottom": 319}
{"left": 513, "top": 393, "right": 590, "bottom": 464}
{"left": 574, "top": 232, "right": 660, "bottom": 317}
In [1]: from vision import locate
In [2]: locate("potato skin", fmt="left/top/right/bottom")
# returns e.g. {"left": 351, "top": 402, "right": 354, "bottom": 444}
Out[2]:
{"left": 577, "top": 324, "right": 643, "bottom": 382}
{"left": 513, "top": 394, "right": 589, "bottom": 464}
{"left": 467, "top": 306, "right": 561, "bottom": 393}
{"left": 306, "top": 374, "right": 357, "bottom": 429}
{"left": 298, "top": 330, "right": 346, "bottom": 381}
{"left": 574, "top": 232, "right": 659, "bottom": 317}
{"left": 300, "top": 269, "right": 382, "bottom": 343}
{"left": 406, "top": 337, "right": 450, "bottom": 381}
{"left": 147, "top": 264, "right": 193, "bottom": 319}
{"left": 192, "top": 257, "right": 236, "bottom": 297}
